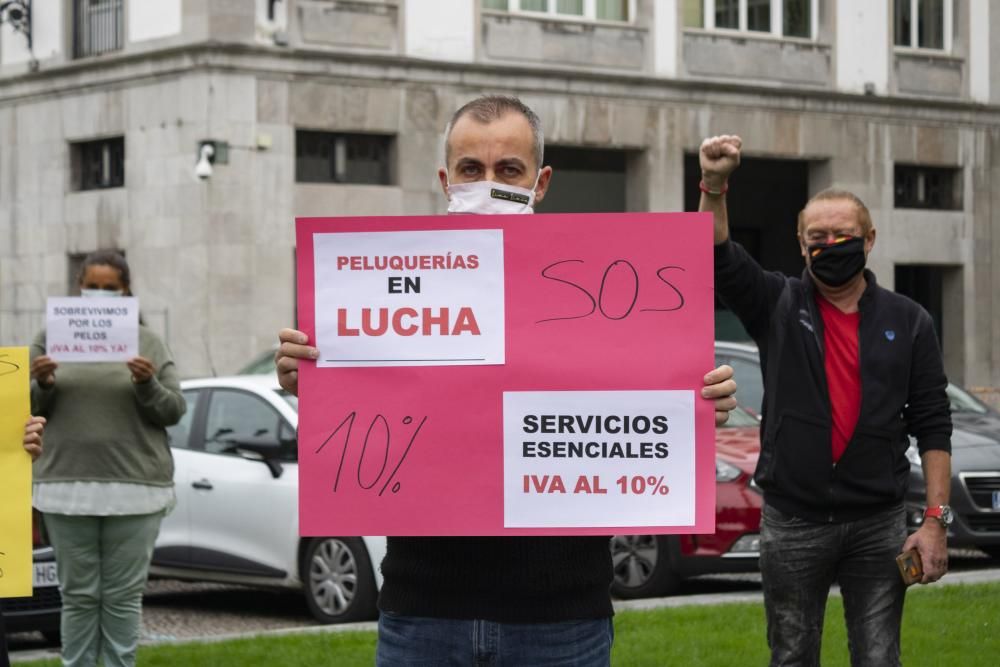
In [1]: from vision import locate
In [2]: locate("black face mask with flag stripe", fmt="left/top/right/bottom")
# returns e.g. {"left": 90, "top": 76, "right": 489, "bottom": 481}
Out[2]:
{"left": 807, "top": 236, "right": 866, "bottom": 287}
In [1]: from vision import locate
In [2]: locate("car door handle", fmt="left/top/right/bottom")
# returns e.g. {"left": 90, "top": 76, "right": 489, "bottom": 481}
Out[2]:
{"left": 192, "top": 479, "right": 213, "bottom": 490}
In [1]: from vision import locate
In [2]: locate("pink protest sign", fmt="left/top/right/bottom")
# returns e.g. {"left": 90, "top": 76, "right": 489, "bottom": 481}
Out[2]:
{"left": 297, "top": 212, "right": 715, "bottom": 536}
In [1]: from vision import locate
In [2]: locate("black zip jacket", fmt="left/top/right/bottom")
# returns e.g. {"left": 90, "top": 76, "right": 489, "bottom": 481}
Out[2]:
{"left": 715, "top": 240, "right": 951, "bottom": 523}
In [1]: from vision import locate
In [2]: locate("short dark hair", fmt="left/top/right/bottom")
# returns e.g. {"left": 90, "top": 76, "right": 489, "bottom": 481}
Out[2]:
{"left": 797, "top": 189, "right": 874, "bottom": 236}
{"left": 78, "top": 249, "right": 133, "bottom": 296}
{"left": 444, "top": 95, "right": 544, "bottom": 169}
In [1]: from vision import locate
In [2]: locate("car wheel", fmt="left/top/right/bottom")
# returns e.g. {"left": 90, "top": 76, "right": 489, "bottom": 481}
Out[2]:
{"left": 301, "top": 537, "right": 377, "bottom": 624}
{"left": 610, "top": 535, "right": 681, "bottom": 599}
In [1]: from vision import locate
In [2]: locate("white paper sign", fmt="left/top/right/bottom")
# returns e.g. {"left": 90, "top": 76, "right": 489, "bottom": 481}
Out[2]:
{"left": 313, "top": 229, "right": 505, "bottom": 367}
{"left": 503, "top": 390, "right": 696, "bottom": 528}
{"left": 46, "top": 297, "right": 140, "bottom": 362}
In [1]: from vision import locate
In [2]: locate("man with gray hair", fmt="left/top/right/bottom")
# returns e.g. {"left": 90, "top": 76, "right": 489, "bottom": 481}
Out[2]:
{"left": 437, "top": 96, "right": 550, "bottom": 216}
{"left": 277, "top": 95, "right": 738, "bottom": 665}
{"left": 699, "top": 134, "right": 951, "bottom": 666}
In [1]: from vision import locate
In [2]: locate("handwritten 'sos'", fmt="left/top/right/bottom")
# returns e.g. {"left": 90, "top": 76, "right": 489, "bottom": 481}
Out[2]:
{"left": 537, "top": 258, "right": 686, "bottom": 324}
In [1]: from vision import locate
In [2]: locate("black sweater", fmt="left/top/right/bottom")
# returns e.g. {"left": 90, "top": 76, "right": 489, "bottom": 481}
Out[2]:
{"left": 377, "top": 536, "right": 614, "bottom": 622}
{"left": 1, "top": 612, "right": 8, "bottom": 667}
{"left": 715, "top": 240, "right": 951, "bottom": 523}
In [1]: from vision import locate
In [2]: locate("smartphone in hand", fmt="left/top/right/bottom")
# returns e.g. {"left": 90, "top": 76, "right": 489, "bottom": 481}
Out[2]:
{"left": 896, "top": 548, "right": 923, "bottom": 585}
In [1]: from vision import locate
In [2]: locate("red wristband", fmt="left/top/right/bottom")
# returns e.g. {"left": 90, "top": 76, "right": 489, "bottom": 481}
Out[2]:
{"left": 699, "top": 180, "right": 728, "bottom": 196}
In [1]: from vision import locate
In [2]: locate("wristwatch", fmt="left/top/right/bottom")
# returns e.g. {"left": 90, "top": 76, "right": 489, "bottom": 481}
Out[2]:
{"left": 923, "top": 505, "right": 954, "bottom": 528}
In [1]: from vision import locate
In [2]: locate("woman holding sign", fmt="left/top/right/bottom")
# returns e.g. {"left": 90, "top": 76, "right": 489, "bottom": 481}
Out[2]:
{"left": 28, "top": 250, "right": 185, "bottom": 667}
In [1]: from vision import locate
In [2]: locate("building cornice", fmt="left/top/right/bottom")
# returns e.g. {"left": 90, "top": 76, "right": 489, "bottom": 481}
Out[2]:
{"left": 1, "top": 42, "right": 998, "bottom": 127}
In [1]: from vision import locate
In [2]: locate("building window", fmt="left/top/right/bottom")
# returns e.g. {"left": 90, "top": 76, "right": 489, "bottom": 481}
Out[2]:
{"left": 713, "top": 0, "right": 739, "bottom": 29}
{"left": 73, "top": 0, "right": 124, "bottom": 58}
{"left": 746, "top": 0, "right": 770, "bottom": 32}
{"left": 536, "top": 146, "right": 629, "bottom": 213}
{"left": 894, "top": 265, "right": 945, "bottom": 339}
{"left": 70, "top": 137, "right": 125, "bottom": 191}
{"left": 782, "top": 0, "right": 811, "bottom": 37}
{"left": 482, "top": 0, "right": 633, "bottom": 22}
{"left": 894, "top": 0, "right": 951, "bottom": 51}
{"left": 295, "top": 131, "right": 395, "bottom": 185}
{"left": 683, "top": 0, "right": 817, "bottom": 39}
{"left": 894, "top": 164, "right": 962, "bottom": 210}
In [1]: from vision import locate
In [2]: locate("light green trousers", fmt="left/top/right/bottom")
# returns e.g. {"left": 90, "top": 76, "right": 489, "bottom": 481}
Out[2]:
{"left": 44, "top": 512, "right": 163, "bottom": 667}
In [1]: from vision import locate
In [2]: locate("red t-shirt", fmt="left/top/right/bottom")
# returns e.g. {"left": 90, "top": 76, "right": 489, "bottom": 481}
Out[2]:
{"left": 816, "top": 295, "right": 861, "bottom": 463}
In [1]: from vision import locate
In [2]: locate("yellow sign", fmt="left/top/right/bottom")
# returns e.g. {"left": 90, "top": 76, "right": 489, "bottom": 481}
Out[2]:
{"left": 0, "top": 346, "right": 32, "bottom": 598}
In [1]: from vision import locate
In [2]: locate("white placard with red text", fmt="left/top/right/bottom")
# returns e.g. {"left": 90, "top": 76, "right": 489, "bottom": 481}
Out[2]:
{"left": 313, "top": 230, "right": 505, "bottom": 367}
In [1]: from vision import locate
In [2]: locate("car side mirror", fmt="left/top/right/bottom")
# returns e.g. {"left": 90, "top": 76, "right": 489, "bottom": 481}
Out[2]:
{"left": 231, "top": 436, "right": 285, "bottom": 479}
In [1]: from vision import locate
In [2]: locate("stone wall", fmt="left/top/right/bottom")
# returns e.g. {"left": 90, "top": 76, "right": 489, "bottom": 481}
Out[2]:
{"left": 683, "top": 31, "right": 832, "bottom": 88}
{"left": 895, "top": 53, "right": 965, "bottom": 98}
{"left": 480, "top": 13, "right": 648, "bottom": 71}
{"left": 296, "top": 0, "right": 400, "bottom": 52}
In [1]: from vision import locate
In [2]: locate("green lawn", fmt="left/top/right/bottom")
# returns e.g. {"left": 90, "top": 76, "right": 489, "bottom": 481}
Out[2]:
{"left": 17, "top": 582, "right": 999, "bottom": 666}
{"left": 613, "top": 582, "right": 1000, "bottom": 666}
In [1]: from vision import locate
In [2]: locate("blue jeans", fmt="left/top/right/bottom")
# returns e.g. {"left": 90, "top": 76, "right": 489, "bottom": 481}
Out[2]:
{"left": 376, "top": 613, "right": 614, "bottom": 666}
{"left": 759, "top": 503, "right": 907, "bottom": 667}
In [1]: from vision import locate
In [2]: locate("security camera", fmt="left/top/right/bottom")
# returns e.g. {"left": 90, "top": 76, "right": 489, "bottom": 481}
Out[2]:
{"left": 194, "top": 143, "right": 214, "bottom": 180}
{"left": 0, "top": 0, "right": 27, "bottom": 24}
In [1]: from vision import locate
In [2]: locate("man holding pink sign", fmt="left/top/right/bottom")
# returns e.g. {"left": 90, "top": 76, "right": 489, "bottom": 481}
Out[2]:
{"left": 278, "top": 96, "right": 737, "bottom": 666}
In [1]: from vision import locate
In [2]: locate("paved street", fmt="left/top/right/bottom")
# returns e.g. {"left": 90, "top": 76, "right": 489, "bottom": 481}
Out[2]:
{"left": 8, "top": 550, "right": 999, "bottom": 663}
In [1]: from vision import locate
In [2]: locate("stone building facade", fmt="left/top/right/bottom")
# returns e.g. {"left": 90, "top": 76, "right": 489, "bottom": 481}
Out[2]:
{"left": 1, "top": 0, "right": 998, "bottom": 401}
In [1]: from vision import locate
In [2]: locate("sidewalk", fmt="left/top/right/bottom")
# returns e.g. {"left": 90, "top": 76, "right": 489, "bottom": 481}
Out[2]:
{"left": 11, "top": 567, "right": 1000, "bottom": 664}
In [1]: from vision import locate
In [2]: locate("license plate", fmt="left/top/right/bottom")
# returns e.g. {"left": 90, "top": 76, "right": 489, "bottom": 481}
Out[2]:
{"left": 993, "top": 491, "right": 1000, "bottom": 511}
{"left": 33, "top": 562, "right": 59, "bottom": 588}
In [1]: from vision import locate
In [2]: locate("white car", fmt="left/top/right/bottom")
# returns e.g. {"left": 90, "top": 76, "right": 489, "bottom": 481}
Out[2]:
{"left": 150, "top": 375, "right": 386, "bottom": 624}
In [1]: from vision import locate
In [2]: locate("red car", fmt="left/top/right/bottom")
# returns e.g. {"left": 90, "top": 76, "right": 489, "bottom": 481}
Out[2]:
{"left": 611, "top": 342, "right": 763, "bottom": 598}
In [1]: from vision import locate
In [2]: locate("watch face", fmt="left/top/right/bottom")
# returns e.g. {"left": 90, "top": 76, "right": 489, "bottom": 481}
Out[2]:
{"left": 941, "top": 505, "right": 954, "bottom": 526}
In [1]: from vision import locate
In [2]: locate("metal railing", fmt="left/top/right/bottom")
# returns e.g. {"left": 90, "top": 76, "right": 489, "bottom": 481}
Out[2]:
{"left": 72, "top": 0, "right": 123, "bottom": 59}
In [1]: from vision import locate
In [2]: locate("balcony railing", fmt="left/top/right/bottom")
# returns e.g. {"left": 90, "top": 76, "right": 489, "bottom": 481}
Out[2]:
{"left": 72, "top": 0, "right": 123, "bottom": 59}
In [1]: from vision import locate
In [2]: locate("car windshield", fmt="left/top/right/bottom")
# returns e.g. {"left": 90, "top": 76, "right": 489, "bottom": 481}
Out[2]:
{"left": 946, "top": 383, "right": 989, "bottom": 414}
{"left": 275, "top": 389, "right": 298, "bottom": 412}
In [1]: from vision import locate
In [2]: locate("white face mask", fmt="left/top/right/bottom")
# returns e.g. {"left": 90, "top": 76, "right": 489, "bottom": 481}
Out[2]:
{"left": 81, "top": 288, "right": 124, "bottom": 298}
{"left": 446, "top": 171, "right": 541, "bottom": 215}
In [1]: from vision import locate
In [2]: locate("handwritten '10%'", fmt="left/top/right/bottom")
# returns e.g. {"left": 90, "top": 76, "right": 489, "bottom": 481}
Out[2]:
{"left": 316, "top": 412, "right": 427, "bottom": 496}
